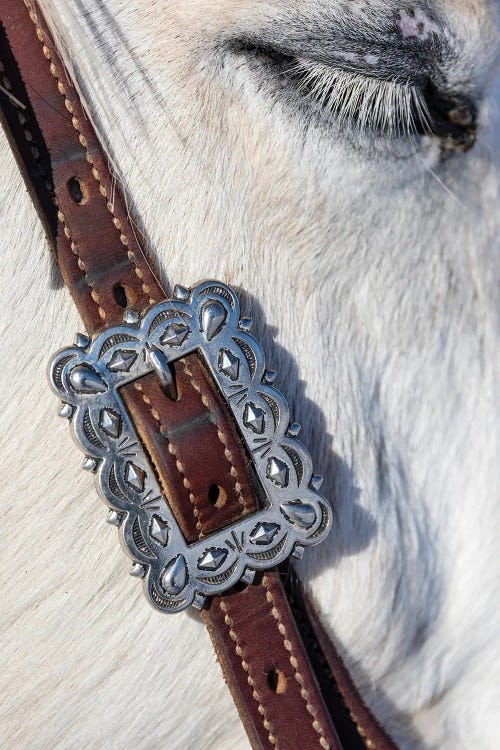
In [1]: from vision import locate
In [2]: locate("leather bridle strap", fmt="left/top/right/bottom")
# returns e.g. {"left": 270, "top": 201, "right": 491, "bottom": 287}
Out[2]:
{"left": 0, "top": 3, "right": 399, "bottom": 750}
{"left": 0, "top": 0, "right": 162, "bottom": 329}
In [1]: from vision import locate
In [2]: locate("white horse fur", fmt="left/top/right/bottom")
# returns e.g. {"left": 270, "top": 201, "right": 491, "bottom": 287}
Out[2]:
{"left": 0, "top": 1, "right": 499, "bottom": 748}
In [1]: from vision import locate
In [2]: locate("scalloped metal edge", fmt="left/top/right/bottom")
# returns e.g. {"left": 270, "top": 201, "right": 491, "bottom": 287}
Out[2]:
{"left": 48, "top": 280, "right": 332, "bottom": 612}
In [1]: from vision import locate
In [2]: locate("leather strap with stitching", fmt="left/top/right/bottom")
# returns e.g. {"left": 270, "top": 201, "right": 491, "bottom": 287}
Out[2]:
{"left": 0, "top": 2, "right": 399, "bottom": 749}
{"left": 121, "top": 358, "right": 258, "bottom": 543}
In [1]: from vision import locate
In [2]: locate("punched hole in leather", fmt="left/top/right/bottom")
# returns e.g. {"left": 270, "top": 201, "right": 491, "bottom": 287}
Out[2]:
{"left": 267, "top": 667, "right": 288, "bottom": 695}
{"left": 67, "top": 176, "right": 89, "bottom": 205}
{"left": 113, "top": 283, "right": 128, "bottom": 308}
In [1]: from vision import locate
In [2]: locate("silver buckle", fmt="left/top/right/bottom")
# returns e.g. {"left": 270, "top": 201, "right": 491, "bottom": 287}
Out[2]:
{"left": 49, "top": 281, "right": 332, "bottom": 612}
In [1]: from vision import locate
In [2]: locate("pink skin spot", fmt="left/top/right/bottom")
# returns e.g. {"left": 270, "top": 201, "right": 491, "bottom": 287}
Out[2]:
{"left": 398, "top": 8, "right": 439, "bottom": 41}
{"left": 338, "top": 50, "right": 361, "bottom": 63}
{"left": 336, "top": 51, "right": 379, "bottom": 67}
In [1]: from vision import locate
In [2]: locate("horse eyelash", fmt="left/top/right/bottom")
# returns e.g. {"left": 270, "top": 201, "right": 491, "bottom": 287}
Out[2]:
{"left": 286, "top": 58, "right": 432, "bottom": 137}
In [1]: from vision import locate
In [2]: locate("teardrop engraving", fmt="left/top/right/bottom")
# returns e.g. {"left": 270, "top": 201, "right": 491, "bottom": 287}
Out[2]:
{"left": 280, "top": 500, "right": 317, "bottom": 529}
{"left": 161, "top": 555, "right": 188, "bottom": 594}
{"left": 200, "top": 300, "right": 227, "bottom": 340}
{"left": 69, "top": 365, "right": 107, "bottom": 394}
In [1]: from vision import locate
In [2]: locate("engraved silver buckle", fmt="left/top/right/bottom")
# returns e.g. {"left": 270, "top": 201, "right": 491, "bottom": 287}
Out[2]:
{"left": 49, "top": 281, "right": 332, "bottom": 612}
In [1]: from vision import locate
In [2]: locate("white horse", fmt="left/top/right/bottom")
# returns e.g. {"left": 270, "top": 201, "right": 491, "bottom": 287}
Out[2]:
{"left": 1, "top": 1, "right": 499, "bottom": 748}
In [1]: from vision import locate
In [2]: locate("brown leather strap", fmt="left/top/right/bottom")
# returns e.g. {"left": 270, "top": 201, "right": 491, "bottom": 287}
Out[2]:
{"left": 0, "top": 0, "right": 163, "bottom": 333}
{"left": 0, "top": 3, "right": 399, "bottom": 750}
{"left": 204, "top": 572, "right": 342, "bottom": 750}
{"left": 121, "top": 356, "right": 258, "bottom": 543}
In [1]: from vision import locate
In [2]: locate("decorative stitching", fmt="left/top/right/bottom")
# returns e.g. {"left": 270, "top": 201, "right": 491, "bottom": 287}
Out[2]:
{"left": 23, "top": 1, "right": 157, "bottom": 309}
{"left": 262, "top": 575, "right": 331, "bottom": 750}
{"left": 57, "top": 206, "right": 106, "bottom": 321}
{"left": 181, "top": 359, "right": 249, "bottom": 514}
{"left": 219, "top": 598, "right": 277, "bottom": 749}
{"left": 132, "top": 382, "right": 203, "bottom": 538}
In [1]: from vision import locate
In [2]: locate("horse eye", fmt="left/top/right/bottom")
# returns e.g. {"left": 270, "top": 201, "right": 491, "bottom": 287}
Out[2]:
{"left": 233, "top": 42, "right": 478, "bottom": 150}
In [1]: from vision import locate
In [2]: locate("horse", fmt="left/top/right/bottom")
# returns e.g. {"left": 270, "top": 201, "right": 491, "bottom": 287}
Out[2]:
{"left": 1, "top": 1, "right": 499, "bottom": 748}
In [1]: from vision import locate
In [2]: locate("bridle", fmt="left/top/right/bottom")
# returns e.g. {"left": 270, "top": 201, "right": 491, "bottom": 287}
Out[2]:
{"left": 0, "top": 2, "right": 399, "bottom": 748}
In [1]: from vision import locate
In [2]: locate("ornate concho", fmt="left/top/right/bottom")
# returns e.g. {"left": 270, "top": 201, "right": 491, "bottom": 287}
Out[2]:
{"left": 49, "top": 281, "right": 332, "bottom": 613}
